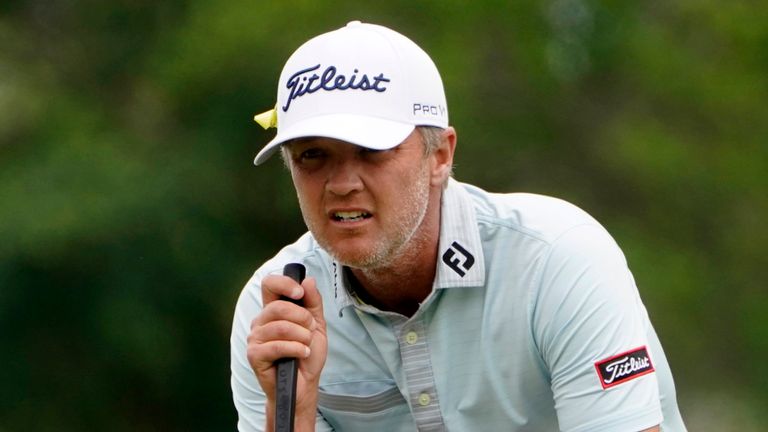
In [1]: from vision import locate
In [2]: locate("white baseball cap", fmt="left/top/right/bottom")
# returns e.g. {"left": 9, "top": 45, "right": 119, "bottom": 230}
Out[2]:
{"left": 253, "top": 21, "right": 448, "bottom": 165}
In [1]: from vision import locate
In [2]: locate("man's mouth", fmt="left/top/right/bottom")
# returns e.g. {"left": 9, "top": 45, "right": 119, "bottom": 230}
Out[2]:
{"left": 332, "top": 211, "right": 372, "bottom": 222}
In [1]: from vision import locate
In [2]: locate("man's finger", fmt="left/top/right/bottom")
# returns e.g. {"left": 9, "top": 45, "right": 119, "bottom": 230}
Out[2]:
{"left": 251, "top": 299, "right": 316, "bottom": 331}
{"left": 261, "top": 274, "right": 304, "bottom": 305}
{"left": 247, "top": 340, "right": 311, "bottom": 368}
{"left": 251, "top": 320, "right": 314, "bottom": 347}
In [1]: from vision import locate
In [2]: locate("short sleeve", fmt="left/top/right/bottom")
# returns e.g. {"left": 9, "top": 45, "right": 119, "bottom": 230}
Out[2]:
{"left": 532, "top": 224, "right": 663, "bottom": 432}
{"left": 230, "top": 273, "right": 334, "bottom": 432}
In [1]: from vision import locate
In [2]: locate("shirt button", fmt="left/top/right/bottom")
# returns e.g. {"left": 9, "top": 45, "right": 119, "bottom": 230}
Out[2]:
{"left": 418, "top": 393, "right": 431, "bottom": 406}
{"left": 405, "top": 331, "right": 418, "bottom": 345}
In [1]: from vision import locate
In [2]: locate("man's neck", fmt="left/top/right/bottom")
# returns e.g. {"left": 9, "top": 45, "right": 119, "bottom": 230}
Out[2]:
{"left": 348, "top": 236, "right": 438, "bottom": 317}
{"left": 348, "top": 189, "right": 443, "bottom": 317}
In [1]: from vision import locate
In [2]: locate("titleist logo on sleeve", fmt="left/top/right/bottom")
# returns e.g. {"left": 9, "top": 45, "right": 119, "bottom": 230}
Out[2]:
{"left": 594, "top": 346, "right": 655, "bottom": 389}
{"left": 282, "top": 64, "right": 391, "bottom": 112}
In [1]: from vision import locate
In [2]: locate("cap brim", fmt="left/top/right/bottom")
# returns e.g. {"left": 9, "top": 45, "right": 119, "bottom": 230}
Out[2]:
{"left": 253, "top": 113, "right": 415, "bottom": 165}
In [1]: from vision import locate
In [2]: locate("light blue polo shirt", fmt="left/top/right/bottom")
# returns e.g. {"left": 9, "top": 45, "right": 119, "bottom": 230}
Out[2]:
{"left": 231, "top": 179, "right": 686, "bottom": 431}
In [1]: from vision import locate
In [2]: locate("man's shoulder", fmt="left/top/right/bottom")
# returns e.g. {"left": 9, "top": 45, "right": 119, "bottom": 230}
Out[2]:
{"left": 456, "top": 181, "right": 601, "bottom": 243}
{"left": 246, "top": 231, "right": 329, "bottom": 284}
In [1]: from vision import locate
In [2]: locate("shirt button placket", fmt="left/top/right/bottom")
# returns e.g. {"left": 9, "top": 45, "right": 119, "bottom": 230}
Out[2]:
{"left": 395, "top": 319, "right": 445, "bottom": 430}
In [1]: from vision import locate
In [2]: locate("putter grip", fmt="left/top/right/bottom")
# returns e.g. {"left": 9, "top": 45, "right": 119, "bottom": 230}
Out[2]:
{"left": 274, "top": 263, "right": 305, "bottom": 432}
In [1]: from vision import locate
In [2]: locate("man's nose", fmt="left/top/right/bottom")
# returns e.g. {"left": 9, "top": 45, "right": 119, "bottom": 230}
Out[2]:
{"left": 326, "top": 159, "right": 364, "bottom": 196}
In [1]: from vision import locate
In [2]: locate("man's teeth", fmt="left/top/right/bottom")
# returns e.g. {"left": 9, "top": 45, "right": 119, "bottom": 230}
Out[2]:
{"left": 334, "top": 211, "right": 370, "bottom": 221}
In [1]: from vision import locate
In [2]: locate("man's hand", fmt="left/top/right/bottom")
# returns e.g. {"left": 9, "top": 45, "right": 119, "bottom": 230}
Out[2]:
{"left": 247, "top": 274, "right": 328, "bottom": 431}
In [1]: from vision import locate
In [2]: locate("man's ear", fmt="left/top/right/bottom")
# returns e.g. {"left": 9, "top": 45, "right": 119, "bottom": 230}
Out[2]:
{"left": 430, "top": 127, "right": 457, "bottom": 187}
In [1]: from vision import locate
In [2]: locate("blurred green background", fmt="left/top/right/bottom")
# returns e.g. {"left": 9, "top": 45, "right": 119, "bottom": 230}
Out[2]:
{"left": 1, "top": 0, "right": 766, "bottom": 430}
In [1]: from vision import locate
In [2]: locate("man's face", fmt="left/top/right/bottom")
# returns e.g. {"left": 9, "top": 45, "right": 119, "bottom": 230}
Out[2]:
{"left": 285, "top": 131, "right": 434, "bottom": 269}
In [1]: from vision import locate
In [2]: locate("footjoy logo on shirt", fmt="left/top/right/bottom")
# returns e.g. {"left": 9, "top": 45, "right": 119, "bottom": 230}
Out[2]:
{"left": 442, "top": 241, "right": 475, "bottom": 277}
{"left": 595, "top": 346, "right": 655, "bottom": 389}
{"left": 282, "top": 64, "right": 391, "bottom": 112}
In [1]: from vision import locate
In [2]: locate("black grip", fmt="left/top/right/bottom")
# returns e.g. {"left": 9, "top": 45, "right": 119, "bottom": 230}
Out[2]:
{"left": 274, "top": 263, "right": 305, "bottom": 432}
{"left": 282, "top": 263, "right": 306, "bottom": 294}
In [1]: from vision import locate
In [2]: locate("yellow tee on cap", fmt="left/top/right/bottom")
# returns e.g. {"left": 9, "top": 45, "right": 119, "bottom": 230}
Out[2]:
{"left": 253, "top": 107, "right": 277, "bottom": 129}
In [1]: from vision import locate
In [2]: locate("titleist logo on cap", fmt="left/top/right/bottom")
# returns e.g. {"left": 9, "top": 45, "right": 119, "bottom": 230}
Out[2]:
{"left": 282, "top": 64, "right": 391, "bottom": 112}
{"left": 594, "top": 346, "right": 655, "bottom": 389}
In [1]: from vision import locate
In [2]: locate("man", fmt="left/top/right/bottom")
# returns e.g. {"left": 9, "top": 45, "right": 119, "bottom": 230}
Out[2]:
{"left": 231, "top": 21, "right": 686, "bottom": 431}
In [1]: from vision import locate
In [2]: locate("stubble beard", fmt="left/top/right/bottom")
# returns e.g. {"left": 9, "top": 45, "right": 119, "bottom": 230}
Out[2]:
{"left": 302, "top": 168, "right": 432, "bottom": 271}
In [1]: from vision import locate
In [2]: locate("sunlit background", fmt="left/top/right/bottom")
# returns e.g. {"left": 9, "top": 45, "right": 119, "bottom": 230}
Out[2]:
{"left": 1, "top": 1, "right": 766, "bottom": 430}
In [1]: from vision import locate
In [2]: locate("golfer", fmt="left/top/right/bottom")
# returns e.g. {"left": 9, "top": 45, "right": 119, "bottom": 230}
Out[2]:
{"left": 230, "top": 21, "right": 687, "bottom": 432}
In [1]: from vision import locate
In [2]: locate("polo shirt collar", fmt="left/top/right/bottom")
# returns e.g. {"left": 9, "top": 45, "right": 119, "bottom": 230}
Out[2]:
{"left": 434, "top": 178, "right": 486, "bottom": 289}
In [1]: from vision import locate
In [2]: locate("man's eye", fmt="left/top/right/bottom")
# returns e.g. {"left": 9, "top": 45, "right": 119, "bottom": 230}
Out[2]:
{"left": 298, "top": 148, "right": 324, "bottom": 160}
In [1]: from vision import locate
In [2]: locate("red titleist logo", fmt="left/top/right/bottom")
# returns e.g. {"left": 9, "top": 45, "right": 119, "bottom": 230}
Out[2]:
{"left": 595, "top": 346, "right": 655, "bottom": 389}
